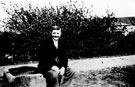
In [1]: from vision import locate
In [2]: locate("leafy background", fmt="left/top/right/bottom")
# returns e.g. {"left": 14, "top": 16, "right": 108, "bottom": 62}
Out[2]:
{"left": 0, "top": 1, "right": 135, "bottom": 65}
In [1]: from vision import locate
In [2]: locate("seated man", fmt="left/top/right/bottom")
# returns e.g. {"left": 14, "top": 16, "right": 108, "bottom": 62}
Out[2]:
{"left": 37, "top": 25, "right": 75, "bottom": 87}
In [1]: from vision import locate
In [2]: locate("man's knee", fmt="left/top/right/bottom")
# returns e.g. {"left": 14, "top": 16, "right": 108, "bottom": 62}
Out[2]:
{"left": 47, "top": 70, "right": 59, "bottom": 79}
{"left": 65, "top": 67, "right": 75, "bottom": 77}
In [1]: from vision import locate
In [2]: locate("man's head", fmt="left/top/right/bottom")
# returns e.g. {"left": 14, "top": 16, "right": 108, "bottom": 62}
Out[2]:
{"left": 51, "top": 25, "right": 62, "bottom": 41}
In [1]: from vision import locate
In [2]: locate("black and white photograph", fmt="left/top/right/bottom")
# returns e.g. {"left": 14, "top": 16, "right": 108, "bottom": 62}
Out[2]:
{"left": 0, "top": 0, "right": 135, "bottom": 87}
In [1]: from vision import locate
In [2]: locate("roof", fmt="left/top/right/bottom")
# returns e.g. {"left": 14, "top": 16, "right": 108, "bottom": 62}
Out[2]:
{"left": 117, "top": 17, "right": 135, "bottom": 25}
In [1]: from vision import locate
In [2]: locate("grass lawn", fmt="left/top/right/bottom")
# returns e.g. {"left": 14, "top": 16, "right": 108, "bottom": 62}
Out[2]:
{"left": 0, "top": 64, "right": 135, "bottom": 87}
{"left": 71, "top": 65, "right": 135, "bottom": 87}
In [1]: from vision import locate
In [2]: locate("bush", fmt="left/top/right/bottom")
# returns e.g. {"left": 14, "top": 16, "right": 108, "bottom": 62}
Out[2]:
{"left": 1, "top": 1, "right": 126, "bottom": 63}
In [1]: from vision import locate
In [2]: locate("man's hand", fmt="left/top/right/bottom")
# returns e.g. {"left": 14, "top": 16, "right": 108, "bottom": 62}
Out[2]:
{"left": 59, "top": 67, "right": 65, "bottom": 76}
{"left": 51, "top": 66, "right": 60, "bottom": 73}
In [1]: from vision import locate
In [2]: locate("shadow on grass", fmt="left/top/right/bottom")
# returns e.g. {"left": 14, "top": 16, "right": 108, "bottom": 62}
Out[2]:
{"left": 71, "top": 65, "right": 135, "bottom": 87}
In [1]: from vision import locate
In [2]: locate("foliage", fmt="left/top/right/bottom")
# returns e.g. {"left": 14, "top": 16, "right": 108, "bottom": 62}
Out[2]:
{"left": 1, "top": 1, "right": 132, "bottom": 64}
{"left": 116, "top": 32, "right": 135, "bottom": 54}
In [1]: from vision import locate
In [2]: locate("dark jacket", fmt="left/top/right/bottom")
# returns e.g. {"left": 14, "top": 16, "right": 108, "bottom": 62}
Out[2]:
{"left": 37, "top": 37, "right": 68, "bottom": 73}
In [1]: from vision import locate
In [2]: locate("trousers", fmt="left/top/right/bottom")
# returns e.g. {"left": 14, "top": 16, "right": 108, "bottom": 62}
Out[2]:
{"left": 44, "top": 67, "right": 75, "bottom": 87}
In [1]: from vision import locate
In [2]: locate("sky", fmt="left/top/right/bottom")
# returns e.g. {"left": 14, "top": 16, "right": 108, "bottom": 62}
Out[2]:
{"left": 0, "top": 0, "right": 135, "bottom": 18}
{"left": 0, "top": 0, "right": 135, "bottom": 31}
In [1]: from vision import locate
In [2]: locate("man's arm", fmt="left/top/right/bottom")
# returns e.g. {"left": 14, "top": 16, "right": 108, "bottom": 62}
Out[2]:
{"left": 59, "top": 43, "right": 68, "bottom": 75}
{"left": 38, "top": 39, "right": 57, "bottom": 71}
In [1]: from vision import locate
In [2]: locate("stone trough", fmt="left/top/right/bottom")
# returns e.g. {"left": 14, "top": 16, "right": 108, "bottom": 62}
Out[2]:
{"left": 3, "top": 66, "right": 46, "bottom": 87}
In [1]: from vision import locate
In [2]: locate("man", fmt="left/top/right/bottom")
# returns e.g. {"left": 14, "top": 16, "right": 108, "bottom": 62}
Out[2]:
{"left": 38, "top": 25, "right": 75, "bottom": 87}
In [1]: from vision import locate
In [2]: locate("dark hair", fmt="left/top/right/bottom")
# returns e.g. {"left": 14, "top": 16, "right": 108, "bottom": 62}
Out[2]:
{"left": 52, "top": 25, "right": 61, "bottom": 31}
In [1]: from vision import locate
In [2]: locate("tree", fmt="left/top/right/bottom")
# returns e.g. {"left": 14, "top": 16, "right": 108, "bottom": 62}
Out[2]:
{"left": 1, "top": 2, "right": 124, "bottom": 63}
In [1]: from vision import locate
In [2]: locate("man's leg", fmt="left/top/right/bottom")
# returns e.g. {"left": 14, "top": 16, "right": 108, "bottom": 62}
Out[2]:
{"left": 61, "top": 67, "right": 75, "bottom": 87}
{"left": 45, "top": 70, "right": 59, "bottom": 87}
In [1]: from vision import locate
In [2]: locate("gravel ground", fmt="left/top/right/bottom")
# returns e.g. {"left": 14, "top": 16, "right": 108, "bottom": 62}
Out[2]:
{"left": 69, "top": 55, "right": 135, "bottom": 72}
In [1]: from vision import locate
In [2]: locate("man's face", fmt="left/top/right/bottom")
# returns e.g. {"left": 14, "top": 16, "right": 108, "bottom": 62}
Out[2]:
{"left": 51, "top": 29, "right": 61, "bottom": 41}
